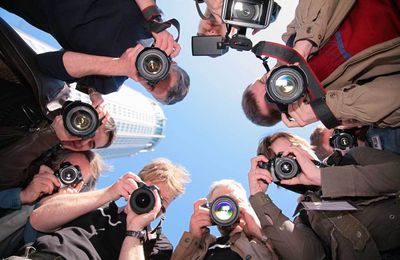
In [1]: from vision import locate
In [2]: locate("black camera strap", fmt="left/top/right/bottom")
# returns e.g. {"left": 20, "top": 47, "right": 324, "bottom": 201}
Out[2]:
{"left": 252, "top": 41, "right": 340, "bottom": 129}
{"left": 142, "top": 5, "right": 181, "bottom": 42}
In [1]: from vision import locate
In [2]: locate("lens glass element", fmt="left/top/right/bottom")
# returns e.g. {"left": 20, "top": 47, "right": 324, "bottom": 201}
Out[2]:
{"left": 233, "top": 2, "right": 259, "bottom": 21}
{"left": 134, "top": 193, "right": 151, "bottom": 209}
{"left": 275, "top": 75, "right": 297, "bottom": 96}
{"left": 71, "top": 111, "right": 92, "bottom": 131}
{"left": 60, "top": 168, "right": 77, "bottom": 184}
{"left": 280, "top": 162, "right": 293, "bottom": 174}
{"left": 144, "top": 56, "right": 163, "bottom": 75}
{"left": 214, "top": 201, "right": 234, "bottom": 221}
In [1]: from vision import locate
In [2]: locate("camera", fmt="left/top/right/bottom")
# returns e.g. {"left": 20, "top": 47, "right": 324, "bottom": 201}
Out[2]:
{"left": 54, "top": 162, "right": 83, "bottom": 188}
{"left": 136, "top": 47, "right": 171, "bottom": 86}
{"left": 222, "top": 0, "right": 280, "bottom": 29}
{"left": 203, "top": 195, "right": 239, "bottom": 227}
{"left": 265, "top": 65, "right": 307, "bottom": 108}
{"left": 192, "top": 0, "right": 280, "bottom": 57}
{"left": 258, "top": 153, "right": 300, "bottom": 182}
{"left": 62, "top": 101, "right": 100, "bottom": 139}
{"left": 329, "top": 129, "right": 358, "bottom": 151}
{"left": 130, "top": 182, "right": 161, "bottom": 214}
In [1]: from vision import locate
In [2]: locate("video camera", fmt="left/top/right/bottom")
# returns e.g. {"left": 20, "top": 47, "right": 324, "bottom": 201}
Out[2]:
{"left": 192, "top": 0, "right": 280, "bottom": 57}
{"left": 202, "top": 195, "right": 239, "bottom": 227}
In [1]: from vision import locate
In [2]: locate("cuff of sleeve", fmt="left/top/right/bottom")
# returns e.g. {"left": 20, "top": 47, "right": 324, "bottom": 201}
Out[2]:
{"left": 37, "top": 51, "right": 77, "bottom": 82}
{"left": 321, "top": 167, "right": 354, "bottom": 198}
{"left": 249, "top": 192, "right": 281, "bottom": 227}
{"left": 10, "top": 188, "right": 23, "bottom": 209}
{"left": 294, "top": 26, "right": 322, "bottom": 49}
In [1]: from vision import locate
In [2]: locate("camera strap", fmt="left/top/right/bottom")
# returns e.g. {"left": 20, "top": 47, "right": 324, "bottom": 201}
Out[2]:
{"left": 252, "top": 41, "right": 340, "bottom": 129}
{"left": 149, "top": 206, "right": 166, "bottom": 239}
{"left": 142, "top": 6, "right": 181, "bottom": 42}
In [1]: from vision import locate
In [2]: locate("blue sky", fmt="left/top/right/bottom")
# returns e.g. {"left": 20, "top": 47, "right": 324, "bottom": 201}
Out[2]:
{"left": 1, "top": 0, "right": 321, "bottom": 246}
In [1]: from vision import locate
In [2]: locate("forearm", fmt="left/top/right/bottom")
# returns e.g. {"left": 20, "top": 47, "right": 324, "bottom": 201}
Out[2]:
{"left": 62, "top": 51, "right": 127, "bottom": 78}
{"left": 29, "top": 187, "right": 115, "bottom": 232}
{"left": 250, "top": 192, "right": 325, "bottom": 260}
{"left": 326, "top": 73, "right": 400, "bottom": 127}
{"left": 119, "top": 237, "right": 145, "bottom": 260}
{"left": 321, "top": 147, "right": 400, "bottom": 197}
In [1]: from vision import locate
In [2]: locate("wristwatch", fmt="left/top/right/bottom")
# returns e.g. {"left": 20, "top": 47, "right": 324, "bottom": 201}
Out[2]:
{"left": 126, "top": 230, "right": 146, "bottom": 242}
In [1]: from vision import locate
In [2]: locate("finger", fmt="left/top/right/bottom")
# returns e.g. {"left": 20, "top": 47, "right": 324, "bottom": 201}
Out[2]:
{"left": 170, "top": 42, "right": 181, "bottom": 58}
{"left": 163, "top": 34, "right": 174, "bottom": 56}
{"left": 280, "top": 177, "right": 301, "bottom": 186}
{"left": 252, "top": 172, "right": 273, "bottom": 184}
{"left": 193, "top": 198, "right": 208, "bottom": 212}
{"left": 250, "top": 155, "right": 268, "bottom": 170}
{"left": 281, "top": 113, "right": 300, "bottom": 128}
{"left": 38, "top": 165, "right": 54, "bottom": 175}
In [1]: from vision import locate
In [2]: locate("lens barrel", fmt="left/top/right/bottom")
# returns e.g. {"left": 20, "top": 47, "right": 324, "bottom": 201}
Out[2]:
{"left": 274, "top": 156, "right": 300, "bottom": 180}
{"left": 266, "top": 65, "right": 307, "bottom": 105}
{"left": 209, "top": 195, "right": 239, "bottom": 227}
{"left": 130, "top": 183, "right": 158, "bottom": 214}
{"left": 136, "top": 47, "right": 171, "bottom": 84}
{"left": 329, "top": 130, "right": 357, "bottom": 151}
{"left": 55, "top": 162, "right": 83, "bottom": 187}
{"left": 62, "top": 101, "right": 99, "bottom": 139}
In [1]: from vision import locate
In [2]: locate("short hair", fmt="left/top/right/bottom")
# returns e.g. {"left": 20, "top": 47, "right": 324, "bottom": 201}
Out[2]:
{"left": 160, "top": 64, "right": 190, "bottom": 105}
{"left": 207, "top": 179, "right": 248, "bottom": 203}
{"left": 138, "top": 158, "right": 191, "bottom": 198}
{"left": 310, "top": 125, "right": 332, "bottom": 160}
{"left": 82, "top": 151, "right": 109, "bottom": 190}
{"left": 257, "top": 132, "right": 317, "bottom": 160}
{"left": 241, "top": 84, "right": 280, "bottom": 126}
{"left": 99, "top": 115, "right": 117, "bottom": 148}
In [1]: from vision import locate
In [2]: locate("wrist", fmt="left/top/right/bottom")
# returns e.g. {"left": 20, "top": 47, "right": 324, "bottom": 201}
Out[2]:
{"left": 19, "top": 189, "right": 29, "bottom": 204}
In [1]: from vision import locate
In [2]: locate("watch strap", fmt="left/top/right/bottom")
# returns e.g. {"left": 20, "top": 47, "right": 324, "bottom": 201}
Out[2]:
{"left": 126, "top": 230, "right": 146, "bottom": 242}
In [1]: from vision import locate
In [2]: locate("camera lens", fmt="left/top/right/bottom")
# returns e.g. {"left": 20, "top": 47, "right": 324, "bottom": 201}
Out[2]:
{"left": 337, "top": 133, "right": 355, "bottom": 150}
{"left": 63, "top": 101, "right": 99, "bottom": 138}
{"left": 210, "top": 195, "right": 239, "bottom": 227}
{"left": 274, "top": 156, "right": 300, "bottom": 180}
{"left": 130, "top": 185, "right": 156, "bottom": 214}
{"left": 233, "top": 2, "right": 259, "bottom": 22}
{"left": 266, "top": 66, "right": 307, "bottom": 105}
{"left": 136, "top": 48, "right": 171, "bottom": 83}
{"left": 59, "top": 168, "right": 78, "bottom": 184}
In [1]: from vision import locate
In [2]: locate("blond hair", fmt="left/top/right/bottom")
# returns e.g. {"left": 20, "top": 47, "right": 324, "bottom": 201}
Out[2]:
{"left": 139, "top": 158, "right": 191, "bottom": 197}
{"left": 207, "top": 179, "right": 248, "bottom": 203}
{"left": 257, "top": 132, "right": 318, "bottom": 160}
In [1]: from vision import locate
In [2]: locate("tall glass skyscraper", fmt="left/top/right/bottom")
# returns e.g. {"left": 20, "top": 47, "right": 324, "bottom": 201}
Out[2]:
{"left": 17, "top": 29, "right": 167, "bottom": 159}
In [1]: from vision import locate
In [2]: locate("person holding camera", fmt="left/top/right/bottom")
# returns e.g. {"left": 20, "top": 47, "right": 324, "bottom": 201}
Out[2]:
{"left": 248, "top": 132, "right": 400, "bottom": 259}
{"left": 0, "top": 0, "right": 190, "bottom": 105}
{"left": 172, "top": 179, "right": 276, "bottom": 260}
{"left": 8, "top": 158, "right": 190, "bottom": 259}
{"left": 0, "top": 150, "right": 105, "bottom": 258}
{"left": 242, "top": 0, "right": 400, "bottom": 129}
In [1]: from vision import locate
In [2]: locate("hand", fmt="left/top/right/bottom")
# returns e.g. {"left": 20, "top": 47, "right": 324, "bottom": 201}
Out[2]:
{"left": 20, "top": 165, "right": 60, "bottom": 204}
{"left": 51, "top": 116, "right": 82, "bottom": 142}
{"left": 126, "top": 188, "right": 162, "bottom": 231}
{"left": 88, "top": 89, "right": 104, "bottom": 107}
{"left": 248, "top": 155, "right": 272, "bottom": 196}
{"left": 119, "top": 45, "right": 145, "bottom": 81}
{"left": 293, "top": 40, "right": 313, "bottom": 60}
{"left": 282, "top": 97, "right": 318, "bottom": 127}
{"left": 279, "top": 146, "right": 322, "bottom": 186}
{"left": 107, "top": 172, "right": 142, "bottom": 201}
{"left": 189, "top": 198, "right": 212, "bottom": 239}
{"left": 152, "top": 30, "right": 181, "bottom": 58}
{"left": 239, "top": 202, "right": 262, "bottom": 240}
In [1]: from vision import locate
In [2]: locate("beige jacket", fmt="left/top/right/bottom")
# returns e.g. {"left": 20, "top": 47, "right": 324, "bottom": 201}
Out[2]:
{"left": 250, "top": 147, "right": 400, "bottom": 260}
{"left": 283, "top": 0, "right": 400, "bottom": 127}
{"left": 171, "top": 230, "right": 276, "bottom": 260}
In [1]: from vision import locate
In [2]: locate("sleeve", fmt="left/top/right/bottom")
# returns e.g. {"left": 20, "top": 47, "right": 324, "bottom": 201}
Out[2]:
{"left": 76, "top": 75, "right": 127, "bottom": 95}
{"left": 282, "top": 0, "right": 331, "bottom": 52}
{"left": 325, "top": 73, "right": 400, "bottom": 127}
{"left": 0, "top": 188, "right": 22, "bottom": 209}
{"left": 249, "top": 192, "right": 326, "bottom": 260}
{"left": 171, "top": 231, "right": 214, "bottom": 260}
{"left": 0, "top": 126, "right": 60, "bottom": 190}
{"left": 36, "top": 51, "right": 77, "bottom": 82}
{"left": 321, "top": 147, "right": 400, "bottom": 198}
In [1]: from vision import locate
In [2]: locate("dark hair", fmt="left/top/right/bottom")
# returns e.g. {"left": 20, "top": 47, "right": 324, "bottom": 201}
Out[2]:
{"left": 241, "top": 83, "right": 280, "bottom": 126}
{"left": 309, "top": 125, "right": 332, "bottom": 160}
{"left": 161, "top": 64, "right": 190, "bottom": 105}
{"left": 99, "top": 116, "right": 117, "bottom": 148}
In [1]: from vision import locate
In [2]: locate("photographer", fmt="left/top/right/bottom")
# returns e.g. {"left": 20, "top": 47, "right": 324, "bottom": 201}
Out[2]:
{"left": 248, "top": 132, "right": 400, "bottom": 259}
{"left": 0, "top": 150, "right": 105, "bottom": 258}
{"left": 0, "top": 0, "right": 190, "bottom": 105}
{"left": 172, "top": 179, "right": 276, "bottom": 260}
{"left": 242, "top": 0, "right": 400, "bottom": 128}
{"left": 10, "top": 158, "right": 190, "bottom": 259}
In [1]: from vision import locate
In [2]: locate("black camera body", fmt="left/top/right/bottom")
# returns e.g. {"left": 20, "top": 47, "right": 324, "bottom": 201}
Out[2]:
{"left": 265, "top": 65, "right": 308, "bottom": 111}
{"left": 130, "top": 182, "right": 161, "bottom": 215}
{"left": 54, "top": 162, "right": 83, "bottom": 188}
{"left": 258, "top": 153, "right": 300, "bottom": 182}
{"left": 136, "top": 47, "right": 171, "bottom": 86}
{"left": 62, "top": 101, "right": 100, "bottom": 139}
{"left": 329, "top": 129, "right": 358, "bottom": 151}
{"left": 203, "top": 195, "right": 239, "bottom": 227}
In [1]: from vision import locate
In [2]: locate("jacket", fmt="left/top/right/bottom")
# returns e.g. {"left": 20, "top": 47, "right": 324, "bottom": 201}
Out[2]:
{"left": 172, "top": 230, "right": 276, "bottom": 260}
{"left": 250, "top": 147, "right": 400, "bottom": 260}
{"left": 282, "top": 0, "right": 400, "bottom": 127}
